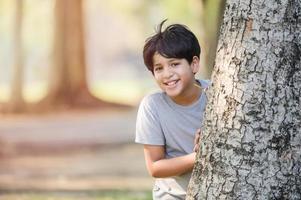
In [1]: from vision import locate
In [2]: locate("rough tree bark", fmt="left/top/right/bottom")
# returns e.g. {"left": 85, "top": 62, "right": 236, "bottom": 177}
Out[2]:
{"left": 187, "top": 0, "right": 301, "bottom": 199}
{"left": 9, "top": 0, "right": 25, "bottom": 112}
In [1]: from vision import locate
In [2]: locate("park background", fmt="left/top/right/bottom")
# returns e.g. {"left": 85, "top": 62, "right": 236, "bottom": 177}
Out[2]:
{"left": 0, "top": 0, "right": 223, "bottom": 199}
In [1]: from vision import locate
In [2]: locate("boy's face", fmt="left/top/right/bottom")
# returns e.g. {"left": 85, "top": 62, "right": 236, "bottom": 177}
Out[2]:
{"left": 152, "top": 52, "right": 200, "bottom": 101}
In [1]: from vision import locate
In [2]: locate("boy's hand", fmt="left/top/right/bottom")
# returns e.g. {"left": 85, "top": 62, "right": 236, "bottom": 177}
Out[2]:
{"left": 193, "top": 128, "right": 201, "bottom": 152}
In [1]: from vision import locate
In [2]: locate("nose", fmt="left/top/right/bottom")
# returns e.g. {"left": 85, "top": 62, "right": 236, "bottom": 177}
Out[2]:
{"left": 162, "top": 66, "right": 174, "bottom": 79}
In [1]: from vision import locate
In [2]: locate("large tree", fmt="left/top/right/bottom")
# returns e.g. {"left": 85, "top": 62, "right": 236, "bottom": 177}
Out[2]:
{"left": 9, "top": 0, "right": 25, "bottom": 112}
{"left": 187, "top": 0, "right": 301, "bottom": 199}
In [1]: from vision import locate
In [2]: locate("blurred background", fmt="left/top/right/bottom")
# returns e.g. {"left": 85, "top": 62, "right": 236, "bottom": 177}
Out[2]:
{"left": 0, "top": 0, "right": 224, "bottom": 199}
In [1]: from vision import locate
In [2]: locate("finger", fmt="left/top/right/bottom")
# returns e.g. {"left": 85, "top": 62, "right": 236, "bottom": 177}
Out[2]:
{"left": 194, "top": 129, "right": 200, "bottom": 143}
{"left": 198, "top": 129, "right": 202, "bottom": 136}
{"left": 194, "top": 134, "right": 199, "bottom": 145}
{"left": 193, "top": 144, "right": 199, "bottom": 152}
{"left": 194, "top": 132, "right": 201, "bottom": 144}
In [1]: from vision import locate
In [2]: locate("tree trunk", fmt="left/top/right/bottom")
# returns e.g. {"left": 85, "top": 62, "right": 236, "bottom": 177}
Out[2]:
{"left": 9, "top": 0, "right": 25, "bottom": 112}
{"left": 44, "top": 0, "right": 100, "bottom": 108}
{"left": 187, "top": 0, "right": 301, "bottom": 199}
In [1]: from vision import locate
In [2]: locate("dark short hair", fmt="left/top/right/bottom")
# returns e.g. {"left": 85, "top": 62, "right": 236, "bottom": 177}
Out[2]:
{"left": 143, "top": 19, "right": 201, "bottom": 73}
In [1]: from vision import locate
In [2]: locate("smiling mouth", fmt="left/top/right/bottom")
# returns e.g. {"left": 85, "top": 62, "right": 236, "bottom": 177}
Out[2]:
{"left": 164, "top": 80, "right": 179, "bottom": 87}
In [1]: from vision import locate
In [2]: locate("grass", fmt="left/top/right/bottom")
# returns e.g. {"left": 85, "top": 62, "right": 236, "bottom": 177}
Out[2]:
{"left": 0, "top": 190, "right": 152, "bottom": 200}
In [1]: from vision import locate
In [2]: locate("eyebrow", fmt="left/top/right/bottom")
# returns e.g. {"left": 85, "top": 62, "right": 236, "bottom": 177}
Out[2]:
{"left": 168, "top": 58, "right": 182, "bottom": 64}
{"left": 154, "top": 63, "right": 162, "bottom": 67}
{"left": 153, "top": 58, "right": 181, "bottom": 67}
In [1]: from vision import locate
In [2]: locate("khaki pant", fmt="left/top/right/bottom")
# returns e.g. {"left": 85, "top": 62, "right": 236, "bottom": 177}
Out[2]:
{"left": 152, "top": 173, "right": 191, "bottom": 200}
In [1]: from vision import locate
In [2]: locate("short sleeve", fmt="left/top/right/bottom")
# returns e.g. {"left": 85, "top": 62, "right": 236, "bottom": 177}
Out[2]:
{"left": 135, "top": 94, "right": 165, "bottom": 145}
{"left": 199, "top": 79, "right": 211, "bottom": 89}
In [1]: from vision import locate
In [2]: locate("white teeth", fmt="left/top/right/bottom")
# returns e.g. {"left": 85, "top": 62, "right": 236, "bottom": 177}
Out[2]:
{"left": 166, "top": 81, "right": 177, "bottom": 86}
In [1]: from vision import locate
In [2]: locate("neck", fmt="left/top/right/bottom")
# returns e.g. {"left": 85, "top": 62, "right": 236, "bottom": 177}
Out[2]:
{"left": 170, "top": 81, "right": 202, "bottom": 106}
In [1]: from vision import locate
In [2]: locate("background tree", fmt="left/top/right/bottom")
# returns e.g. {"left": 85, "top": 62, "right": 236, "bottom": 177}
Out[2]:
{"left": 199, "top": 0, "right": 225, "bottom": 78}
{"left": 187, "top": 0, "right": 301, "bottom": 199}
{"left": 9, "top": 0, "right": 25, "bottom": 112}
{"left": 43, "top": 0, "right": 107, "bottom": 108}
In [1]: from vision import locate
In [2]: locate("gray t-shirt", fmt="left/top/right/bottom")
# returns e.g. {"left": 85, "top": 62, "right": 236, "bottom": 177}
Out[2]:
{"left": 135, "top": 80, "right": 209, "bottom": 199}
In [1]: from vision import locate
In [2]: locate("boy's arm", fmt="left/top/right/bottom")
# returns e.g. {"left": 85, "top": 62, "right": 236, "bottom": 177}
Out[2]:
{"left": 143, "top": 145, "right": 196, "bottom": 178}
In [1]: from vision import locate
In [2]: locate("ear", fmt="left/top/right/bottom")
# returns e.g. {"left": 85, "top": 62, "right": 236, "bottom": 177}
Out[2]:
{"left": 191, "top": 56, "right": 200, "bottom": 74}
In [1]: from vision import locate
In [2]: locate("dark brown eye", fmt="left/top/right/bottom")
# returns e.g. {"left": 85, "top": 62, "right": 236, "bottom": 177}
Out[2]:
{"left": 171, "top": 63, "right": 179, "bottom": 67}
{"left": 154, "top": 67, "right": 163, "bottom": 72}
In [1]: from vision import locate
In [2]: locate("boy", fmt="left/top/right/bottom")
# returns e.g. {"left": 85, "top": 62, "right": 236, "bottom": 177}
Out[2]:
{"left": 135, "top": 20, "right": 209, "bottom": 199}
